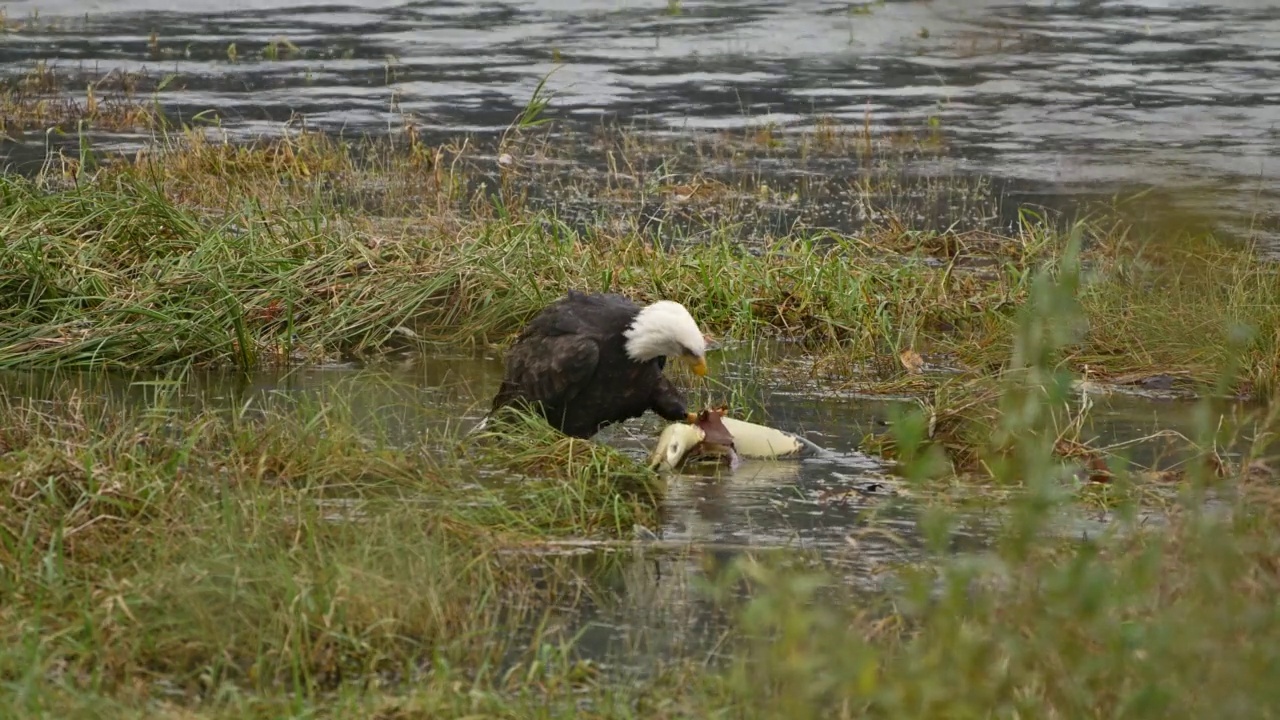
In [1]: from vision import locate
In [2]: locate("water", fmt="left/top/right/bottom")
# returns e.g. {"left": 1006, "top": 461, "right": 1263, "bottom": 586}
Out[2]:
{"left": 0, "top": 0, "right": 1278, "bottom": 249}
{"left": 0, "top": 348, "right": 1231, "bottom": 674}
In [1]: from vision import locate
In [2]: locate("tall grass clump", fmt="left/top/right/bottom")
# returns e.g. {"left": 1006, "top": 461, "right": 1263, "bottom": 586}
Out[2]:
{"left": 1073, "top": 229, "right": 1280, "bottom": 396}
{"left": 464, "top": 404, "right": 664, "bottom": 537}
{"left": 4, "top": 137, "right": 1277, "bottom": 398}
{"left": 0, "top": 375, "right": 674, "bottom": 716}
{"left": 0, "top": 173, "right": 469, "bottom": 370}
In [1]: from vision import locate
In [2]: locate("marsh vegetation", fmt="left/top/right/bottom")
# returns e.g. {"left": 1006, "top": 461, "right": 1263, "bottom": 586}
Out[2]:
{"left": 1, "top": 20, "right": 1279, "bottom": 717}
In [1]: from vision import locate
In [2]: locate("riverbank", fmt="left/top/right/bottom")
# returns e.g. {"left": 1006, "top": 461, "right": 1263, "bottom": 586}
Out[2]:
{"left": 3, "top": 116, "right": 1280, "bottom": 717}
{"left": 4, "top": 127, "right": 1276, "bottom": 389}
{"left": 3, "top": 125, "right": 1276, "bottom": 478}
{"left": 2, "top": 315, "right": 1278, "bottom": 719}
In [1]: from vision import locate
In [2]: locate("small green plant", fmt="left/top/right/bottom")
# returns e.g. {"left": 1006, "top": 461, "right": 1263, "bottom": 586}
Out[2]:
{"left": 509, "top": 66, "right": 558, "bottom": 133}
{"left": 262, "top": 36, "right": 300, "bottom": 61}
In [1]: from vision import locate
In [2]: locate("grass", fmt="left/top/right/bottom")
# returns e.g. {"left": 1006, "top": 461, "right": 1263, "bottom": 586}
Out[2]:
{"left": 2, "top": 133, "right": 1276, "bottom": 395}
{"left": 465, "top": 404, "right": 665, "bottom": 534}
{"left": 2, "top": 235, "right": 1279, "bottom": 717}
{"left": 0, "top": 373, "right": 664, "bottom": 711}
{"left": 1, "top": 119, "right": 1275, "bottom": 482}
{"left": 0, "top": 63, "right": 166, "bottom": 139}
{"left": 2, "top": 77, "right": 1280, "bottom": 715}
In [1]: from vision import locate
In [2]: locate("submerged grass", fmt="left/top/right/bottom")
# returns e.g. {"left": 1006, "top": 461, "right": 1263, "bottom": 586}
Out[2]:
{"left": 0, "top": 62, "right": 166, "bottom": 139}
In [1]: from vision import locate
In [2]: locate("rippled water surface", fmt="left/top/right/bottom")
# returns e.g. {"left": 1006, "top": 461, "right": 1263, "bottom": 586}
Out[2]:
{"left": 0, "top": 0, "right": 1277, "bottom": 247}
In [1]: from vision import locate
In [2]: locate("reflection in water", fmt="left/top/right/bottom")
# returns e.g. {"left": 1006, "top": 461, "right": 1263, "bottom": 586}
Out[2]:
{"left": 0, "top": 0, "right": 1276, "bottom": 247}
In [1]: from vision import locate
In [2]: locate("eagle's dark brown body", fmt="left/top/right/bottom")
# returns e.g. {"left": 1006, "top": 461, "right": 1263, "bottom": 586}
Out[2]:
{"left": 488, "top": 291, "right": 690, "bottom": 439}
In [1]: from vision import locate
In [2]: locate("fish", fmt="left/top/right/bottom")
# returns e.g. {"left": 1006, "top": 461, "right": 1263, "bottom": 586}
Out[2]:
{"left": 647, "top": 407, "right": 823, "bottom": 473}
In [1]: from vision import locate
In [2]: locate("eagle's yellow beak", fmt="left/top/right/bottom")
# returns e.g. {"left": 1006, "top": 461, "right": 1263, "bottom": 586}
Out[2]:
{"left": 688, "top": 355, "right": 708, "bottom": 377}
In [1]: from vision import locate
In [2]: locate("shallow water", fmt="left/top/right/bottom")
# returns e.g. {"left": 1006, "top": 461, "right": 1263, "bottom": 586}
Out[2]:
{"left": 0, "top": 347, "right": 1232, "bottom": 673}
{"left": 0, "top": 0, "right": 1277, "bottom": 250}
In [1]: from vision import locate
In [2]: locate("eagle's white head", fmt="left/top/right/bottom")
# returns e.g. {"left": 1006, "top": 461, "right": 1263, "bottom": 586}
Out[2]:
{"left": 623, "top": 300, "right": 709, "bottom": 376}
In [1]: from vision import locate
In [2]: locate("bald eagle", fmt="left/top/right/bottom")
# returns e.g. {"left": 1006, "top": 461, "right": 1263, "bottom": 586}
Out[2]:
{"left": 485, "top": 290, "right": 709, "bottom": 439}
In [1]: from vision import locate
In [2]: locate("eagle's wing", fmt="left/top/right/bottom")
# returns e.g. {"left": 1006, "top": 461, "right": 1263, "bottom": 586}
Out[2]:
{"left": 493, "top": 328, "right": 601, "bottom": 410}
